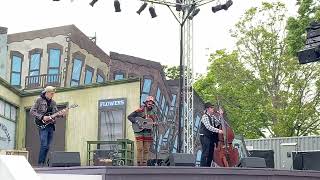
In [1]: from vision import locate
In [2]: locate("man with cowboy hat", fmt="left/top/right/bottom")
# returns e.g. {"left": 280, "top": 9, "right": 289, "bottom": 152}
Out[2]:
{"left": 199, "top": 102, "right": 223, "bottom": 167}
{"left": 30, "top": 86, "right": 67, "bottom": 166}
{"left": 128, "top": 96, "right": 158, "bottom": 166}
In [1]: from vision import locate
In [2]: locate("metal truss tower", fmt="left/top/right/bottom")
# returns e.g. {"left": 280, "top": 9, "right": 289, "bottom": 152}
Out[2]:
{"left": 182, "top": 1, "right": 194, "bottom": 154}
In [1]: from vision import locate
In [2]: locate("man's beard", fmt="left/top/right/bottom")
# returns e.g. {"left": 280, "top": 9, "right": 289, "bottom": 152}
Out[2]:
{"left": 147, "top": 105, "right": 153, "bottom": 110}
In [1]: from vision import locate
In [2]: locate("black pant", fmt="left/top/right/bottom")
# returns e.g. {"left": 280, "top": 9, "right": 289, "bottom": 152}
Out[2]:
{"left": 200, "top": 135, "right": 216, "bottom": 167}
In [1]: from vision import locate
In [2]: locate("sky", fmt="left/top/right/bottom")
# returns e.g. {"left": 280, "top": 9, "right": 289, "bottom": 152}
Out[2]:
{"left": 0, "top": 0, "right": 297, "bottom": 74}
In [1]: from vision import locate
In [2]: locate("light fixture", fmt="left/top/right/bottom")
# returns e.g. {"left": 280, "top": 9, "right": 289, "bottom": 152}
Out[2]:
{"left": 221, "top": 0, "right": 233, "bottom": 10}
{"left": 137, "top": 2, "right": 148, "bottom": 15}
{"left": 89, "top": 0, "right": 98, "bottom": 7}
{"left": 52, "top": 0, "right": 60, "bottom": 1}
{"left": 212, "top": 4, "right": 222, "bottom": 13}
{"left": 176, "top": 0, "right": 182, "bottom": 11}
{"left": 188, "top": 8, "right": 200, "bottom": 20}
{"left": 149, "top": 6, "right": 157, "bottom": 18}
{"left": 114, "top": 0, "right": 121, "bottom": 12}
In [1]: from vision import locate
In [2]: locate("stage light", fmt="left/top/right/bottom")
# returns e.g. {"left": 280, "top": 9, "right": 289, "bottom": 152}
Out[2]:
{"left": 89, "top": 0, "right": 98, "bottom": 7}
{"left": 188, "top": 8, "right": 200, "bottom": 20}
{"left": 212, "top": 4, "right": 222, "bottom": 13}
{"left": 137, "top": 2, "right": 148, "bottom": 15}
{"left": 114, "top": 0, "right": 121, "bottom": 12}
{"left": 176, "top": 0, "right": 182, "bottom": 11}
{"left": 221, "top": 0, "right": 233, "bottom": 10}
{"left": 149, "top": 6, "right": 157, "bottom": 18}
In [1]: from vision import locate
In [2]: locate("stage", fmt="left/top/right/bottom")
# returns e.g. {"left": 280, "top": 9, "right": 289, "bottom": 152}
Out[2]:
{"left": 35, "top": 166, "right": 320, "bottom": 180}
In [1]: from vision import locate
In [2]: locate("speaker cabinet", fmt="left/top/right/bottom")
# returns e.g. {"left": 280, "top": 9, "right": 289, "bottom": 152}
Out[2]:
{"left": 49, "top": 151, "right": 80, "bottom": 167}
{"left": 292, "top": 151, "right": 320, "bottom": 171}
{"left": 164, "top": 153, "right": 195, "bottom": 166}
{"left": 238, "top": 157, "right": 266, "bottom": 168}
{"left": 249, "top": 150, "right": 274, "bottom": 168}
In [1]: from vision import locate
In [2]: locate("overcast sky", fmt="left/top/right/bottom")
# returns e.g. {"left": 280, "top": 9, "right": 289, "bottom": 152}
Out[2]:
{"left": 1, "top": 0, "right": 297, "bottom": 74}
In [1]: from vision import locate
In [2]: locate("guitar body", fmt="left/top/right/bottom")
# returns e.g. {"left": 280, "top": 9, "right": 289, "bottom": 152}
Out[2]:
{"left": 132, "top": 117, "right": 154, "bottom": 133}
{"left": 34, "top": 112, "right": 54, "bottom": 129}
{"left": 34, "top": 104, "right": 78, "bottom": 129}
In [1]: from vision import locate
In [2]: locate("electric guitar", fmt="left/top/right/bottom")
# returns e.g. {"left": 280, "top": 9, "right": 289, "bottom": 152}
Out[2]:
{"left": 35, "top": 104, "right": 78, "bottom": 129}
{"left": 132, "top": 117, "right": 158, "bottom": 133}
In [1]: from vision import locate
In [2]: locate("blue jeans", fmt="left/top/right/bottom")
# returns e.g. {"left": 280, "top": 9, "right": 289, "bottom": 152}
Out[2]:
{"left": 38, "top": 125, "right": 54, "bottom": 165}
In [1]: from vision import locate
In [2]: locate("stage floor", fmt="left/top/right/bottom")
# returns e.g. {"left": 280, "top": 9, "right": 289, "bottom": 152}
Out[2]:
{"left": 35, "top": 166, "right": 320, "bottom": 180}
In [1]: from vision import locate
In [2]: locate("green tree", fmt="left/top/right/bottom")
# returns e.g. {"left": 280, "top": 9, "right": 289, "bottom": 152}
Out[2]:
{"left": 195, "top": 2, "right": 320, "bottom": 138}
{"left": 163, "top": 65, "right": 180, "bottom": 80}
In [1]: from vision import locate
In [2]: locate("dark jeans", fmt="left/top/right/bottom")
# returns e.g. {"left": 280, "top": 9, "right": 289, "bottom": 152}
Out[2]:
{"left": 200, "top": 135, "right": 216, "bottom": 167}
{"left": 38, "top": 125, "right": 54, "bottom": 165}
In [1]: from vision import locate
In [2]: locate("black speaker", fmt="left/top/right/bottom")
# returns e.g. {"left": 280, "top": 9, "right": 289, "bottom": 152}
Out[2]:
{"left": 249, "top": 150, "right": 274, "bottom": 168}
{"left": 147, "top": 159, "right": 165, "bottom": 166}
{"left": 49, "top": 151, "right": 80, "bottom": 167}
{"left": 164, "top": 153, "right": 195, "bottom": 166}
{"left": 293, "top": 151, "right": 320, "bottom": 171}
{"left": 238, "top": 157, "right": 266, "bottom": 168}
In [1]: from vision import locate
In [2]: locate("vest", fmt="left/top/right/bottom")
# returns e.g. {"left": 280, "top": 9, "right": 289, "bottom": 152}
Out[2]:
{"left": 199, "top": 113, "right": 219, "bottom": 140}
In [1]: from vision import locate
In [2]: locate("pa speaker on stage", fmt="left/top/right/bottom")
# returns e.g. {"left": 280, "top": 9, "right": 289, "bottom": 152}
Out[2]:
{"left": 293, "top": 151, "right": 320, "bottom": 171}
{"left": 164, "top": 153, "right": 195, "bottom": 166}
{"left": 49, "top": 151, "right": 80, "bottom": 167}
{"left": 249, "top": 150, "right": 274, "bottom": 168}
{"left": 237, "top": 157, "right": 266, "bottom": 168}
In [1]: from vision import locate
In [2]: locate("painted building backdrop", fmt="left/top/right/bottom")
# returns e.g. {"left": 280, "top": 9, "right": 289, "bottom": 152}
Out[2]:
{"left": 0, "top": 24, "right": 207, "bottom": 165}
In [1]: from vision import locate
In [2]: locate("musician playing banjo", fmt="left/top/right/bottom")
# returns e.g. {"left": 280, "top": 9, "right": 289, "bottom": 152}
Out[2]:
{"left": 127, "top": 96, "right": 158, "bottom": 166}
{"left": 30, "top": 86, "right": 67, "bottom": 166}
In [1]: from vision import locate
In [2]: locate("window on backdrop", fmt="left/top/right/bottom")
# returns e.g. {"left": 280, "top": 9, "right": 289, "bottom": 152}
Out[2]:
{"left": 99, "top": 110, "right": 124, "bottom": 149}
{"left": 162, "top": 128, "right": 170, "bottom": 147}
{"left": 140, "top": 78, "right": 153, "bottom": 105}
{"left": 156, "top": 88, "right": 161, "bottom": 105}
{"left": 0, "top": 99, "right": 18, "bottom": 150}
{"left": 97, "top": 74, "right": 104, "bottom": 83}
{"left": 194, "top": 115, "right": 201, "bottom": 133}
{"left": 172, "top": 136, "right": 178, "bottom": 153}
{"left": 170, "top": 94, "right": 177, "bottom": 111}
{"left": 84, "top": 66, "right": 94, "bottom": 85}
{"left": 70, "top": 59, "right": 83, "bottom": 86}
{"left": 29, "top": 52, "right": 41, "bottom": 84}
{"left": 10, "top": 54, "right": 22, "bottom": 86}
{"left": 48, "top": 49, "right": 61, "bottom": 83}
{"left": 157, "top": 134, "right": 163, "bottom": 152}
{"left": 114, "top": 71, "right": 125, "bottom": 80}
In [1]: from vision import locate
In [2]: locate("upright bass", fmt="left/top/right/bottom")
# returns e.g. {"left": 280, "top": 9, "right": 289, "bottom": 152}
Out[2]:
{"left": 213, "top": 104, "right": 239, "bottom": 167}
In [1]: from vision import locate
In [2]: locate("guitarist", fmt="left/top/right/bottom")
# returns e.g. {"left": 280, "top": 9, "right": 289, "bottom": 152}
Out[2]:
{"left": 30, "top": 86, "right": 67, "bottom": 166}
{"left": 128, "top": 96, "right": 158, "bottom": 166}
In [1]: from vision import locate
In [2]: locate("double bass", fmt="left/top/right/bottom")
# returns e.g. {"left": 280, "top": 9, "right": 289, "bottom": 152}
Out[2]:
{"left": 213, "top": 104, "right": 239, "bottom": 167}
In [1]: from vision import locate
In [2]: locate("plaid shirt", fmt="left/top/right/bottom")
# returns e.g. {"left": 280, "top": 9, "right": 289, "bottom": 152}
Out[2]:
{"left": 200, "top": 114, "right": 221, "bottom": 133}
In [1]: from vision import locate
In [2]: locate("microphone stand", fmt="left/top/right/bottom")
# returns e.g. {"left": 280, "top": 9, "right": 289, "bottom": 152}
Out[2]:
{"left": 152, "top": 103, "right": 161, "bottom": 166}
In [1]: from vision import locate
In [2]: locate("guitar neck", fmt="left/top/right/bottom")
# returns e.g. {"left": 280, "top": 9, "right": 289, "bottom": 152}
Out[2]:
{"left": 50, "top": 107, "right": 69, "bottom": 119}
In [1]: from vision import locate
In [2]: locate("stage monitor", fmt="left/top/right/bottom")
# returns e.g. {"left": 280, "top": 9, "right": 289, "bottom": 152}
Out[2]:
{"left": 292, "top": 151, "right": 320, "bottom": 171}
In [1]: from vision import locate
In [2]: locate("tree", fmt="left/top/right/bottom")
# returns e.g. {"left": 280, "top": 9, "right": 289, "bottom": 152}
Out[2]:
{"left": 163, "top": 65, "right": 180, "bottom": 80}
{"left": 195, "top": 1, "right": 320, "bottom": 138}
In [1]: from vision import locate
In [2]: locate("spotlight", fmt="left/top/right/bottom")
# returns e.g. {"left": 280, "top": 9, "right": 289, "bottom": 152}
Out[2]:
{"left": 137, "top": 2, "right": 148, "bottom": 15}
{"left": 176, "top": 0, "right": 182, "bottom": 11}
{"left": 89, "top": 0, "right": 98, "bottom": 7}
{"left": 114, "top": 0, "right": 121, "bottom": 12}
{"left": 212, "top": 4, "right": 222, "bottom": 13}
{"left": 188, "top": 8, "right": 200, "bottom": 20}
{"left": 222, "top": 0, "right": 233, "bottom": 10}
{"left": 149, "top": 6, "right": 157, "bottom": 18}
